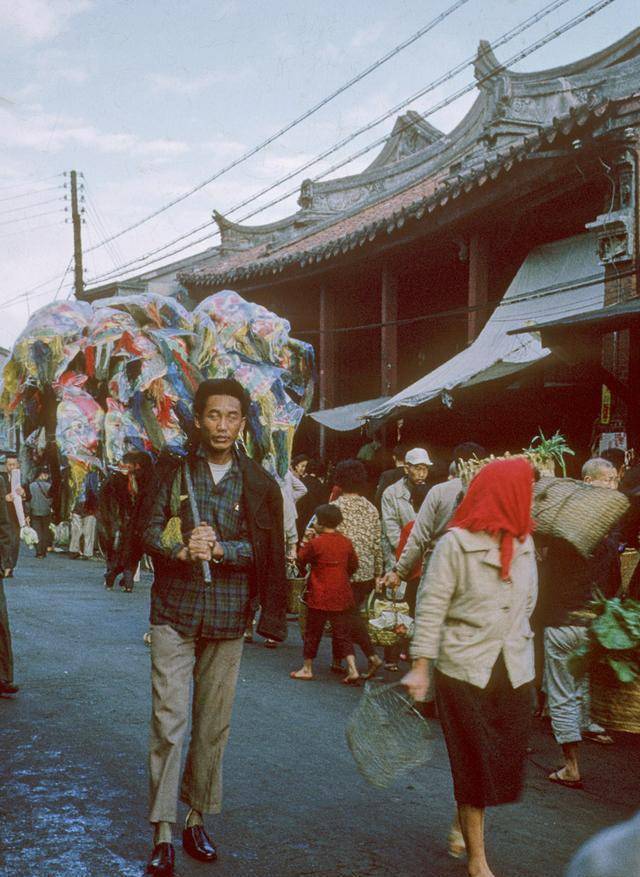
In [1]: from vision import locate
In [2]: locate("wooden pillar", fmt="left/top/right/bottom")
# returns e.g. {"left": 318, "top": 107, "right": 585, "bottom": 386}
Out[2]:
{"left": 381, "top": 264, "right": 398, "bottom": 397}
{"left": 467, "top": 234, "right": 489, "bottom": 344}
{"left": 318, "top": 284, "right": 335, "bottom": 458}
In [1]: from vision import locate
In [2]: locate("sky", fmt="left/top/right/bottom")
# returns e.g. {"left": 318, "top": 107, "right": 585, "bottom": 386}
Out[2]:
{"left": 0, "top": 0, "right": 638, "bottom": 349}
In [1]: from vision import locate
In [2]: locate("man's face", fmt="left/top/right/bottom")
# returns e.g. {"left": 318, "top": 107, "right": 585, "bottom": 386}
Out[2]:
{"left": 195, "top": 394, "right": 245, "bottom": 454}
{"left": 584, "top": 467, "right": 618, "bottom": 490}
{"left": 5, "top": 458, "right": 18, "bottom": 474}
{"left": 406, "top": 463, "right": 430, "bottom": 485}
{"left": 294, "top": 460, "right": 308, "bottom": 477}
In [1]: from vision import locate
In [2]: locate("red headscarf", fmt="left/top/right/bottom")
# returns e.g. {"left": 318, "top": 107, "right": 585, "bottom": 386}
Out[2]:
{"left": 448, "top": 457, "right": 535, "bottom": 581}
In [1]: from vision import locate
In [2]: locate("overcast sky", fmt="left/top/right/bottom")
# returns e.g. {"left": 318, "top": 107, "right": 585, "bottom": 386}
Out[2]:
{"left": 0, "top": 0, "right": 637, "bottom": 349}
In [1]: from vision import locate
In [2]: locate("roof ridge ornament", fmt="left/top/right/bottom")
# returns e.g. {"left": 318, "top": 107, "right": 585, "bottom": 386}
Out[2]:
{"left": 474, "top": 39, "right": 506, "bottom": 89}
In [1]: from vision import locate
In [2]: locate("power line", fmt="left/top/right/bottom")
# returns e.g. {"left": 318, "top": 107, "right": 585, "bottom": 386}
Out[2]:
{"left": 0, "top": 173, "right": 62, "bottom": 193}
{"left": 0, "top": 208, "right": 66, "bottom": 228}
{"left": 85, "top": 0, "right": 604, "bottom": 286}
{"left": 0, "top": 196, "right": 65, "bottom": 217}
{"left": 82, "top": 0, "right": 471, "bottom": 255}
{"left": 0, "top": 221, "right": 66, "bottom": 241}
{"left": 0, "top": 184, "right": 64, "bottom": 204}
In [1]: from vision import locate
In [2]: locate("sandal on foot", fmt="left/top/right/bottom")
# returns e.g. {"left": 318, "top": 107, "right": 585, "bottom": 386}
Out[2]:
{"left": 447, "top": 828, "right": 466, "bottom": 859}
{"left": 290, "top": 671, "right": 314, "bottom": 681}
{"left": 342, "top": 676, "right": 361, "bottom": 686}
{"left": 583, "top": 730, "right": 613, "bottom": 745}
{"left": 362, "top": 657, "right": 383, "bottom": 679}
{"left": 548, "top": 770, "right": 583, "bottom": 789}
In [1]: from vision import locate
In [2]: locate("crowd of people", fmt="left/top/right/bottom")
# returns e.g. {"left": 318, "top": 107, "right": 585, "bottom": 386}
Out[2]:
{"left": 0, "top": 378, "right": 637, "bottom": 876}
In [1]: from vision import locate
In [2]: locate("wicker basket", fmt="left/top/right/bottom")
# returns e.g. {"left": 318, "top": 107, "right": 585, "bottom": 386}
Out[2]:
{"left": 363, "top": 592, "right": 411, "bottom": 647}
{"left": 620, "top": 550, "right": 640, "bottom": 596}
{"left": 533, "top": 477, "right": 629, "bottom": 558}
{"left": 590, "top": 663, "right": 640, "bottom": 734}
{"left": 346, "top": 681, "right": 433, "bottom": 788}
{"left": 287, "top": 577, "right": 307, "bottom": 615}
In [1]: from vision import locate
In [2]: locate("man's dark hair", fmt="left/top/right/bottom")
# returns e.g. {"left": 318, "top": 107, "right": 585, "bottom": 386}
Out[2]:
{"left": 5, "top": 453, "right": 17, "bottom": 461}
{"left": 334, "top": 459, "right": 368, "bottom": 494}
{"left": 193, "top": 379, "right": 250, "bottom": 418}
{"left": 306, "top": 458, "right": 325, "bottom": 478}
{"left": 600, "top": 447, "right": 626, "bottom": 470}
{"left": 392, "top": 443, "right": 408, "bottom": 461}
{"left": 315, "top": 503, "right": 343, "bottom": 529}
{"left": 453, "top": 442, "right": 487, "bottom": 463}
{"left": 292, "top": 453, "right": 310, "bottom": 468}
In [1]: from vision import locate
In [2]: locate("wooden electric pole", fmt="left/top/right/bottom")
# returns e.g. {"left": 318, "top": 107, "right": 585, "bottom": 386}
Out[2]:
{"left": 69, "top": 170, "right": 84, "bottom": 298}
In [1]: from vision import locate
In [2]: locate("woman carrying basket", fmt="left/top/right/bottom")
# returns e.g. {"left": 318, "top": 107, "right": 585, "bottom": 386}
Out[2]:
{"left": 402, "top": 457, "right": 537, "bottom": 877}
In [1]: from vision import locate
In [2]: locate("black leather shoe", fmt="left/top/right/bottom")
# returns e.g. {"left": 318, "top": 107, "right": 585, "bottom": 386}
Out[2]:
{"left": 182, "top": 825, "right": 218, "bottom": 862}
{"left": 145, "top": 842, "right": 174, "bottom": 875}
{"left": 0, "top": 681, "right": 19, "bottom": 696}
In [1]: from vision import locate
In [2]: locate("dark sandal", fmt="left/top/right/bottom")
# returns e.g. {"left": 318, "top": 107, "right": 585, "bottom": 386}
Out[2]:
{"left": 548, "top": 770, "right": 583, "bottom": 789}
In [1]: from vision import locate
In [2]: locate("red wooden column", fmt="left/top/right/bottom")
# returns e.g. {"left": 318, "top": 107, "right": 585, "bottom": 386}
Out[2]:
{"left": 467, "top": 234, "right": 489, "bottom": 344}
{"left": 318, "top": 284, "right": 335, "bottom": 457}
{"left": 381, "top": 264, "right": 398, "bottom": 396}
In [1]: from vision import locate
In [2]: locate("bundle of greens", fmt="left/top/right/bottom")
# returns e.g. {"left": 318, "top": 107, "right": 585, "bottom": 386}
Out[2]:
{"left": 569, "top": 593, "right": 640, "bottom": 684}
{"left": 526, "top": 429, "right": 575, "bottom": 476}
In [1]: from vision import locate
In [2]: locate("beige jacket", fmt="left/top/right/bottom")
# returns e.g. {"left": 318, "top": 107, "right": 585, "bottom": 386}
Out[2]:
{"left": 410, "top": 528, "right": 538, "bottom": 689}
{"left": 381, "top": 477, "right": 416, "bottom": 571}
{"left": 396, "top": 478, "right": 463, "bottom": 580}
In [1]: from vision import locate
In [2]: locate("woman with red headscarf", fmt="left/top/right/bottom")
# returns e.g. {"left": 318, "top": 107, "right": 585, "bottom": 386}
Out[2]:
{"left": 402, "top": 458, "right": 537, "bottom": 877}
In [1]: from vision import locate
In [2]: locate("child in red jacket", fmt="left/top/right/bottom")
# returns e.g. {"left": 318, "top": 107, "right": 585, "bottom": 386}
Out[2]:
{"left": 290, "top": 504, "right": 361, "bottom": 685}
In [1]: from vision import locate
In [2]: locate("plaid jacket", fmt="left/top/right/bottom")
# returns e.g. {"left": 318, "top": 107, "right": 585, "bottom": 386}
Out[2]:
{"left": 145, "top": 447, "right": 288, "bottom": 641}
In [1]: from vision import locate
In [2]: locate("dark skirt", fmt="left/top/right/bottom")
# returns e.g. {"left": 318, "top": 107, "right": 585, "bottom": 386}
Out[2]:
{"left": 435, "top": 654, "right": 532, "bottom": 808}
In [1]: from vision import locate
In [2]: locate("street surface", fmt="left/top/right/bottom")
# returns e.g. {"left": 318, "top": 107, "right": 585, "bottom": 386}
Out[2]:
{"left": 0, "top": 553, "right": 638, "bottom": 877}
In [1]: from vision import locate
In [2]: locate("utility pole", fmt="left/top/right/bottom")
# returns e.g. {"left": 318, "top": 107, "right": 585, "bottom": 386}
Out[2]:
{"left": 69, "top": 170, "right": 84, "bottom": 298}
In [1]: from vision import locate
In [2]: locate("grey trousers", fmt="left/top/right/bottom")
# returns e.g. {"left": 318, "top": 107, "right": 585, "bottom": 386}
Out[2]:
{"left": 148, "top": 624, "right": 244, "bottom": 824}
{"left": 0, "top": 579, "right": 14, "bottom": 684}
{"left": 544, "top": 626, "right": 591, "bottom": 745}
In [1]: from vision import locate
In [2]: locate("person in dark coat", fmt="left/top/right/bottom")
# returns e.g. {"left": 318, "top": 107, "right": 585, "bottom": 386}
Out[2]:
{"left": 29, "top": 468, "right": 53, "bottom": 558}
{"left": 142, "top": 378, "right": 287, "bottom": 877}
{"left": 0, "top": 485, "right": 18, "bottom": 696}
{"left": 296, "top": 458, "right": 329, "bottom": 538}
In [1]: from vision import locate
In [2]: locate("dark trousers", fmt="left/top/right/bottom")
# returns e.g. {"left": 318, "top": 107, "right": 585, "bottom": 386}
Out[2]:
{"left": 104, "top": 543, "right": 141, "bottom": 590}
{"left": 304, "top": 608, "right": 353, "bottom": 660}
{"left": 6, "top": 517, "right": 20, "bottom": 570}
{"left": 32, "top": 515, "right": 51, "bottom": 557}
{"left": 349, "top": 580, "right": 375, "bottom": 660}
{"left": 0, "top": 580, "right": 14, "bottom": 684}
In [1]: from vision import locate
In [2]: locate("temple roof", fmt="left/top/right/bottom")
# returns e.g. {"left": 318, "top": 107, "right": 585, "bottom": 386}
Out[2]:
{"left": 180, "top": 27, "right": 640, "bottom": 290}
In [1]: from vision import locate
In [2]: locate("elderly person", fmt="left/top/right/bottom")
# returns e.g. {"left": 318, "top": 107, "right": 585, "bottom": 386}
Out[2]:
{"left": 540, "top": 457, "right": 619, "bottom": 791}
{"left": 403, "top": 458, "right": 537, "bottom": 877}
{"left": 381, "top": 447, "right": 432, "bottom": 571}
{"left": 332, "top": 460, "right": 384, "bottom": 679}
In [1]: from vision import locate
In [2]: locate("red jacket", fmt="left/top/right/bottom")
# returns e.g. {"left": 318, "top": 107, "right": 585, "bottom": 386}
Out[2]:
{"left": 397, "top": 521, "right": 422, "bottom": 581}
{"left": 298, "top": 532, "right": 358, "bottom": 612}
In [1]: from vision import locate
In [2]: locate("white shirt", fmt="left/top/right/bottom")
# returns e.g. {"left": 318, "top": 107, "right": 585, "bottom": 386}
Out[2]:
{"left": 208, "top": 461, "right": 232, "bottom": 485}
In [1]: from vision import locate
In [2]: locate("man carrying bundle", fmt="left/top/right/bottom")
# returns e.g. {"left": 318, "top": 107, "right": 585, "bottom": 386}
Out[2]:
{"left": 142, "top": 378, "right": 287, "bottom": 877}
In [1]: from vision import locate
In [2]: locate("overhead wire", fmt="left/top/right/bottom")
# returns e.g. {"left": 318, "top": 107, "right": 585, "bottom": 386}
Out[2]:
{"left": 0, "top": 196, "right": 66, "bottom": 217}
{"left": 85, "top": 0, "right": 610, "bottom": 286}
{"left": 0, "top": 173, "right": 62, "bottom": 192}
{"left": 0, "top": 184, "right": 65, "bottom": 204}
{"left": 82, "top": 0, "right": 472, "bottom": 256}
{"left": 0, "top": 221, "right": 66, "bottom": 241}
{"left": 0, "top": 208, "right": 66, "bottom": 228}
{"left": 85, "top": 0, "right": 576, "bottom": 283}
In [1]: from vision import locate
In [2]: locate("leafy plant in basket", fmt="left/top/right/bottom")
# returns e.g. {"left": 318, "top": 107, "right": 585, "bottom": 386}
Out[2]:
{"left": 525, "top": 429, "right": 575, "bottom": 477}
{"left": 569, "top": 593, "right": 640, "bottom": 684}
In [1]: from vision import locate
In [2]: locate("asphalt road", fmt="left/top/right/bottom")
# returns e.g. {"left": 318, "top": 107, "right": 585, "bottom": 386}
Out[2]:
{"left": 0, "top": 552, "right": 638, "bottom": 877}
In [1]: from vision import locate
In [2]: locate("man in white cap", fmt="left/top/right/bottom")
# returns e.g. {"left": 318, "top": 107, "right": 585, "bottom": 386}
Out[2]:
{"left": 380, "top": 447, "right": 432, "bottom": 571}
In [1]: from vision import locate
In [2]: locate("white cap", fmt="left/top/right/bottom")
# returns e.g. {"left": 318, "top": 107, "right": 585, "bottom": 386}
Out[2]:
{"left": 405, "top": 448, "right": 433, "bottom": 466}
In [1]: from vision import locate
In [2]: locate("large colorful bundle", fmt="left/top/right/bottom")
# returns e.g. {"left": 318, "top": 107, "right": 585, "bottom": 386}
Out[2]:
{"left": 3, "top": 290, "right": 314, "bottom": 491}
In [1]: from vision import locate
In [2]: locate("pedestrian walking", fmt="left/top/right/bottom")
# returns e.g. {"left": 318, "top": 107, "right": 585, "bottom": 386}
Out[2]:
{"left": 296, "top": 458, "right": 329, "bottom": 538}
{"left": 0, "top": 485, "right": 18, "bottom": 696}
{"left": 29, "top": 468, "right": 53, "bottom": 559}
{"left": 402, "top": 457, "right": 538, "bottom": 876}
{"left": 541, "top": 457, "right": 619, "bottom": 791}
{"left": 69, "top": 469, "right": 99, "bottom": 559}
{"left": 381, "top": 447, "right": 432, "bottom": 571}
{"left": 1, "top": 453, "right": 28, "bottom": 577}
{"left": 290, "top": 504, "right": 360, "bottom": 684}
{"left": 332, "top": 460, "right": 384, "bottom": 679}
{"left": 142, "top": 378, "right": 287, "bottom": 877}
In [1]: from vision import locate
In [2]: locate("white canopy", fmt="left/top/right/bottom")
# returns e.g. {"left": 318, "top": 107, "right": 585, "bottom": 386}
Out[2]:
{"left": 365, "top": 232, "right": 605, "bottom": 426}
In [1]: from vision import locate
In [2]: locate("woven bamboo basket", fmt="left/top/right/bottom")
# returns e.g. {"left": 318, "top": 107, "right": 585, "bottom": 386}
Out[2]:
{"left": 363, "top": 593, "right": 411, "bottom": 647}
{"left": 620, "top": 550, "right": 640, "bottom": 596}
{"left": 533, "top": 477, "right": 629, "bottom": 558}
{"left": 590, "top": 663, "right": 640, "bottom": 734}
{"left": 287, "top": 577, "right": 307, "bottom": 615}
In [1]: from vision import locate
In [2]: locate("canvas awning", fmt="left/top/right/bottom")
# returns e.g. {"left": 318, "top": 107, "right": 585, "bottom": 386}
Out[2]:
{"left": 308, "top": 397, "right": 389, "bottom": 432}
{"left": 365, "top": 232, "right": 605, "bottom": 427}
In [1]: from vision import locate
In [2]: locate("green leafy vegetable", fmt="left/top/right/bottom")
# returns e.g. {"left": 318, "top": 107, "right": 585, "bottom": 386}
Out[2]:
{"left": 569, "top": 594, "right": 640, "bottom": 684}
